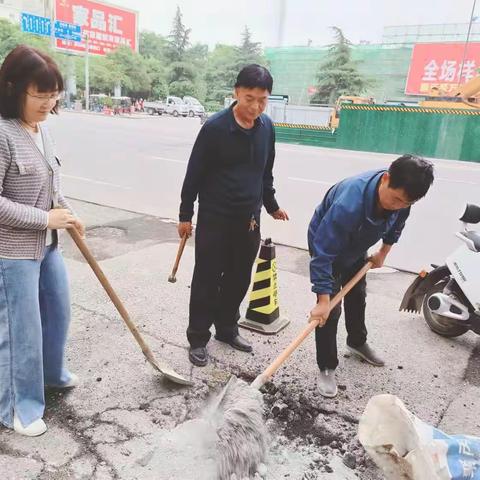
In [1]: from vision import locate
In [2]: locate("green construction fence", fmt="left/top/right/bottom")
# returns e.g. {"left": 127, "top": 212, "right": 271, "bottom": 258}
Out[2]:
{"left": 274, "top": 105, "right": 480, "bottom": 163}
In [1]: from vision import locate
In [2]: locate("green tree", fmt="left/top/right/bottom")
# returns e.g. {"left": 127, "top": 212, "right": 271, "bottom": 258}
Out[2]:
{"left": 236, "top": 26, "right": 264, "bottom": 67}
{"left": 204, "top": 44, "right": 238, "bottom": 107}
{"left": 164, "top": 7, "right": 197, "bottom": 97}
{"left": 139, "top": 30, "right": 168, "bottom": 61}
{"left": 139, "top": 31, "right": 170, "bottom": 99}
{"left": 0, "top": 18, "right": 65, "bottom": 64}
{"left": 107, "top": 46, "right": 151, "bottom": 97}
{"left": 184, "top": 43, "right": 208, "bottom": 101}
{"left": 204, "top": 27, "right": 268, "bottom": 109}
{"left": 311, "top": 27, "right": 370, "bottom": 104}
{"left": 166, "top": 6, "right": 191, "bottom": 63}
{"left": 76, "top": 47, "right": 151, "bottom": 97}
{"left": 144, "top": 57, "right": 168, "bottom": 99}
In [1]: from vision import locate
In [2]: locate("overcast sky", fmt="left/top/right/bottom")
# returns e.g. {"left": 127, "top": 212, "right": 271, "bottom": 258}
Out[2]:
{"left": 114, "top": 0, "right": 478, "bottom": 48}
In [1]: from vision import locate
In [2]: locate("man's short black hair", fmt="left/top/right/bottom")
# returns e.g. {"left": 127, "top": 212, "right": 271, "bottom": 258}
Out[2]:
{"left": 234, "top": 64, "right": 273, "bottom": 93}
{"left": 388, "top": 154, "right": 434, "bottom": 201}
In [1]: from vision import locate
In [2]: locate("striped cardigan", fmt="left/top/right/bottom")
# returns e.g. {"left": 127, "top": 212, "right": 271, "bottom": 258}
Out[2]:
{"left": 0, "top": 117, "right": 71, "bottom": 259}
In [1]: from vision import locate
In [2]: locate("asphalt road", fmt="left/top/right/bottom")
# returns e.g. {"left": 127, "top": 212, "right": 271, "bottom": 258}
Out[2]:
{"left": 48, "top": 111, "right": 480, "bottom": 272}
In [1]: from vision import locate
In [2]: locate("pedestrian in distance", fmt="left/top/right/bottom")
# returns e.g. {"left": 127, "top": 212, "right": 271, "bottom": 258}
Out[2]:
{"left": 178, "top": 64, "right": 289, "bottom": 367}
{"left": 0, "top": 45, "right": 85, "bottom": 436}
{"left": 308, "top": 155, "right": 434, "bottom": 397}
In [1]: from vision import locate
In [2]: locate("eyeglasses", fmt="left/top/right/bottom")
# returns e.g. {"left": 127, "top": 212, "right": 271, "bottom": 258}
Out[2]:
{"left": 26, "top": 92, "right": 60, "bottom": 102}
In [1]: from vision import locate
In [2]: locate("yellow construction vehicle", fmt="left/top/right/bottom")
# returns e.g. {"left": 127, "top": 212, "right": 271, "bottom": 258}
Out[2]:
{"left": 419, "top": 75, "right": 480, "bottom": 110}
{"left": 328, "top": 95, "right": 375, "bottom": 129}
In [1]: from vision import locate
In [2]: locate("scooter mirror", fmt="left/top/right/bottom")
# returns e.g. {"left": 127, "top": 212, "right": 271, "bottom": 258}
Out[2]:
{"left": 459, "top": 203, "right": 480, "bottom": 224}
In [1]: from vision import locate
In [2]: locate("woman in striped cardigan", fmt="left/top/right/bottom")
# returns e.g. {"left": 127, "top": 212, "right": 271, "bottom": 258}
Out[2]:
{"left": 0, "top": 45, "right": 85, "bottom": 436}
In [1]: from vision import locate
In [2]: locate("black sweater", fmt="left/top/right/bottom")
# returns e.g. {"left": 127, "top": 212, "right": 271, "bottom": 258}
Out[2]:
{"left": 179, "top": 104, "right": 279, "bottom": 223}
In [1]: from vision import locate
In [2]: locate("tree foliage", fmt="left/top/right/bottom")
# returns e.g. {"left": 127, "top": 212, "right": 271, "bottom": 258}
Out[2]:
{"left": 0, "top": 12, "right": 268, "bottom": 109}
{"left": 310, "top": 27, "right": 370, "bottom": 104}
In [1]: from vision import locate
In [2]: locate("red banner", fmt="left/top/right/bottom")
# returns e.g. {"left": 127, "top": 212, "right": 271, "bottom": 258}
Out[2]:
{"left": 405, "top": 42, "right": 480, "bottom": 96}
{"left": 54, "top": 0, "right": 138, "bottom": 56}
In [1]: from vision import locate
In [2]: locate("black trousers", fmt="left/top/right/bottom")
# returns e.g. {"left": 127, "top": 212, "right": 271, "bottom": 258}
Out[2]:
{"left": 315, "top": 256, "right": 368, "bottom": 370}
{"left": 187, "top": 214, "right": 261, "bottom": 348}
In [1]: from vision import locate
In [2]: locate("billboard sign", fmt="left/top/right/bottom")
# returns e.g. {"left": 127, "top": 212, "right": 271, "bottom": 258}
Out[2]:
{"left": 54, "top": 0, "right": 138, "bottom": 55}
{"left": 405, "top": 42, "right": 480, "bottom": 96}
{"left": 54, "top": 20, "right": 82, "bottom": 42}
{"left": 21, "top": 12, "right": 52, "bottom": 37}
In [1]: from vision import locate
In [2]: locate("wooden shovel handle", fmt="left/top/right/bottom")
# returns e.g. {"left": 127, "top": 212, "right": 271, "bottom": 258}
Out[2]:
{"left": 170, "top": 234, "right": 188, "bottom": 277}
{"left": 253, "top": 262, "right": 373, "bottom": 389}
{"left": 67, "top": 227, "right": 156, "bottom": 361}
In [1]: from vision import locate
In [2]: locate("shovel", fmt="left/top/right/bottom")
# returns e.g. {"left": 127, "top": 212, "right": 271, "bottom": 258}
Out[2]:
{"left": 168, "top": 234, "right": 188, "bottom": 283}
{"left": 251, "top": 261, "right": 373, "bottom": 389}
{"left": 213, "top": 261, "right": 373, "bottom": 478}
{"left": 67, "top": 226, "right": 192, "bottom": 386}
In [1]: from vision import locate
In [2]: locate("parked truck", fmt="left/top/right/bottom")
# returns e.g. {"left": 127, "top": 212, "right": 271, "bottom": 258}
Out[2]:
{"left": 164, "top": 96, "right": 189, "bottom": 117}
{"left": 143, "top": 100, "right": 165, "bottom": 115}
{"left": 143, "top": 96, "right": 191, "bottom": 117}
{"left": 183, "top": 96, "right": 205, "bottom": 117}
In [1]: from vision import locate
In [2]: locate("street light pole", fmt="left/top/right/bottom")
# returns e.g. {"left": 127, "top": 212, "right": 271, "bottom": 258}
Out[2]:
{"left": 85, "top": 34, "right": 90, "bottom": 112}
{"left": 49, "top": 0, "right": 55, "bottom": 49}
{"left": 458, "top": 0, "right": 478, "bottom": 87}
{"left": 277, "top": 0, "right": 286, "bottom": 47}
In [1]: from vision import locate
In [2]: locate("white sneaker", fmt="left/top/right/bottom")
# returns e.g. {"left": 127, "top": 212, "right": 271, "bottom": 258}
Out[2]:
{"left": 63, "top": 373, "right": 80, "bottom": 388}
{"left": 47, "top": 373, "right": 80, "bottom": 388}
{"left": 318, "top": 369, "right": 338, "bottom": 398}
{"left": 13, "top": 414, "right": 47, "bottom": 437}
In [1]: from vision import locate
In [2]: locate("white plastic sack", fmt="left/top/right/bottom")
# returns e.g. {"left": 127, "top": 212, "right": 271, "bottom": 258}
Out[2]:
{"left": 358, "top": 394, "right": 480, "bottom": 480}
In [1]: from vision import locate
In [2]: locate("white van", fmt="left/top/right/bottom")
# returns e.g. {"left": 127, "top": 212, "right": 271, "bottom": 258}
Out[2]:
{"left": 183, "top": 96, "right": 205, "bottom": 117}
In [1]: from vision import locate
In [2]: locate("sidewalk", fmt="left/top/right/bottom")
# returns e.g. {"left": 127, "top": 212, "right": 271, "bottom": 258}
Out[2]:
{"left": 1, "top": 199, "right": 478, "bottom": 480}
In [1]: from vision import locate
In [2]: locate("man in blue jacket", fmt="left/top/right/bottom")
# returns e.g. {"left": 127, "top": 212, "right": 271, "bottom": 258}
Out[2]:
{"left": 308, "top": 155, "right": 434, "bottom": 397}
{"left": 178, "top": 65, "right": 288, "bottom": 367}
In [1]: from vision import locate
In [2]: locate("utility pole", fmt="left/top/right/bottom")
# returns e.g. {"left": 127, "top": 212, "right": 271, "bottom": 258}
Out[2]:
{"left": 458, "top": 0, "right": 478, "bottom": 87}
{"left": 85, "top": 33, "right": 90, "bottom": 112}
{"left": 277, "top": 0, "right": 286, "bottom": 47}
{"left": 49, "top": 0, "right": 55, "bottom": 50}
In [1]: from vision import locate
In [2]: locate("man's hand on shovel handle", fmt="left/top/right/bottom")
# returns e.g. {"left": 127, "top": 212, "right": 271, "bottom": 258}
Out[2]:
{"left": 310, "top": 294, "right": 330, "bottom": 327}
{"left": 178, "top": 221, "right": 193, "bottom": 239}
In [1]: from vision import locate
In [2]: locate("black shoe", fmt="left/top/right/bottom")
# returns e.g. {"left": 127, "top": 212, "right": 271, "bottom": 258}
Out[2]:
{"left": 215, "top": 334, "right": 252, "bottom": 353}
{"left": 188, "top": 347, "right": 208, "bottom": 366}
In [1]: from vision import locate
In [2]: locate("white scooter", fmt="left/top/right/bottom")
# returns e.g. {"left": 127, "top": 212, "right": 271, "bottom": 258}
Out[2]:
{"left": 400, "top": 203, "right": 480, "bottom": 337}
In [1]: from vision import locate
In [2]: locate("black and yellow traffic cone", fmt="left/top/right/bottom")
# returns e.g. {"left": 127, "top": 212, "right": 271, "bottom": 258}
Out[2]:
{"left": 239, "top": 238, "right": 289, "bottom": 334}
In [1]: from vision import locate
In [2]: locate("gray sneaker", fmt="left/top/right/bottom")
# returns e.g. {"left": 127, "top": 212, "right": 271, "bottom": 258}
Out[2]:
{"left": 347, "top": 343, "right": 385, "bottom": 366}
{"left": 318, "top": 369, "right": 337, "bottom": 398}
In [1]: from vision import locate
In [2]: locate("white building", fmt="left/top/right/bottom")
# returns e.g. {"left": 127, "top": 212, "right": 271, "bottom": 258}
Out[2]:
{"left": 0, "top": 0, "right": 50, "bottom": 24}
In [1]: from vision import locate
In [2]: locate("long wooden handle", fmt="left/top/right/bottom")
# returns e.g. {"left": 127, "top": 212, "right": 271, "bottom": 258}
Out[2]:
{"left": 252, "top": 262, "right": 373, "bottom": 389}
{"left": 170, "top": 235, "right": 188, "bottom": 277}
{"left": 67, "top": 227, "right": 156, "bottom": 361}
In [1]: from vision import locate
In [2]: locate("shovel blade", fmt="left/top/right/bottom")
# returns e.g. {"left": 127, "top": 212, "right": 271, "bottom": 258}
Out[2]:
{"left": 143, "top": 352, "right": 193, "bottom": 386}
{"left": 399, "top": 271, "right": 428, "bottom": 314}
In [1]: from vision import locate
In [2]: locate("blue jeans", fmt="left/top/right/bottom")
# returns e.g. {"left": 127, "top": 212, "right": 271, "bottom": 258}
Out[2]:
{"left": 0, "top": 245, "right": 72, "bottom": 428}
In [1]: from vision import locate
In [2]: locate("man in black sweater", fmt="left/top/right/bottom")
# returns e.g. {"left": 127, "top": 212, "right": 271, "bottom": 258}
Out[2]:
{"left": 178, "top": 65, "right": 288, "bottom": 366}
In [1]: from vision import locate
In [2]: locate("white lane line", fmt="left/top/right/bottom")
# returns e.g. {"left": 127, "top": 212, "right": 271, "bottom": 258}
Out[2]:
{"left": 288, "top": 176, "right": 333, "bottom": 186}
{"left": 437, "top": 177, "right": 479, "bottom": 186}
{"left": 61, "top": 174, "right": 132, "bottom": 190}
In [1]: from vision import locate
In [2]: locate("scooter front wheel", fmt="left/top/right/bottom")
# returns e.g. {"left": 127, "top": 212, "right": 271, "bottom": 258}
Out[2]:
{"left": 422, "top": 281, "right": 470, "bottom": 337}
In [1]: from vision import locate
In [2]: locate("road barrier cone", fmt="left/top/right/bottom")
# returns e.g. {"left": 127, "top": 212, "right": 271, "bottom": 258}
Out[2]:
{"left": 239, "top": 238, "right": 289, "bottom": 334}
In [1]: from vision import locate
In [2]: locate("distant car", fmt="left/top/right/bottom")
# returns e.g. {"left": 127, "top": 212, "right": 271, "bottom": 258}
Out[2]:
{"left": 143, "top": 100, "right": 165, "bottom": 115}
{"left": 165, "top": 96, "right": 189, "bottom": 117}
{"left": 183, "top": 96, "right": 205, "bottom": 117}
